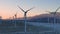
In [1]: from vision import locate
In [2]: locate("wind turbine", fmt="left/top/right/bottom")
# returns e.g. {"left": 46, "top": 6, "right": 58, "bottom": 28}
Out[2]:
{"left": 14, "top": 12, "right": 17, "bottom": 19}
{"left": 15, "top": 12, "right": 17, "bottom": 27}
{"left": 46, "top": 7, "right": 60, "bottom": 24}
{"left": 54, "top": 7, "right": 60, "bottom": 24}
{"left": 13, "top": 12, "right": 17, "bottom": 27}
{"left": 18, "top": 5, "right": 34, "bottom": 32}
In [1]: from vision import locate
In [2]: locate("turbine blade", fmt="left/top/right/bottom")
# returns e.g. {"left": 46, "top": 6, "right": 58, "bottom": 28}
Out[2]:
{"left": 45, "top": 11, "right": 51, "bottom": 13}
{"left": 26, "top": 7, "right": 35, "bottom": 12}
{"left": 55, "top": 7, "right": 60, "bottom": 12}
{"left": 54, "top": 7, "right": 60, "bottom": 14}
{"left": 17, "top": 5, "right": 25, "bottom": 12}
{"left": 45, "top": 11, "right": 54, "bottom": 14}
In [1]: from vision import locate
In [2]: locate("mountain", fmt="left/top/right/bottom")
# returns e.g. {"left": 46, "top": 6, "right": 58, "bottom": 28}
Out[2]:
{"left": 10, "top": 12, "right": 60, "bottom": 23}
{"left": 28, "top": 12, "right": 60, "bottom": 23}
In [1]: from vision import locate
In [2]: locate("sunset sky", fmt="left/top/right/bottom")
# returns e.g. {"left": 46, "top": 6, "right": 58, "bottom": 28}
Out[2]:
{"left": 0, "top": 0, "right": 60, "bottom": 19}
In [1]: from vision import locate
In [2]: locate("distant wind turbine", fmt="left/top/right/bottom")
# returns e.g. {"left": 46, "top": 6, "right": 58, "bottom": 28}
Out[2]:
{"left": 18, "top": 5, "right": 34, "bottom": 32}
{"left": 14, "top": 12, "right": 17, "bottom": 19}
{"left": 12, "top": 12, "right": 17, "bottom": 19}
{"left": 46, "top": 7, "right": 60, "bottom": 24}
{"left": 14, "top": 12, "right": 17, "bottom": 27}
{"left": 12, "top": 12, "right": 17, "bottom": 27}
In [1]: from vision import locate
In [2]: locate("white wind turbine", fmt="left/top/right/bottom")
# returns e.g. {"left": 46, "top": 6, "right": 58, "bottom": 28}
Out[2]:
{"left": 13, "top": 12, "right": 17, "bottom": 27}
{"left": 46, "top": 7, "right": 60, "bottom": 24}
{"left": 15, "top": 12, "right": 17, "bottom": 27}
{"left": 18, "top": 5, "right": 34, "bottom": 32}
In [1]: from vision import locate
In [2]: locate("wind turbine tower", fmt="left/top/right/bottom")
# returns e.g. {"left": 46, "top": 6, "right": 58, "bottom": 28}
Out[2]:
{"left": 18, "top": 5, "right": 34, "bottom": 32}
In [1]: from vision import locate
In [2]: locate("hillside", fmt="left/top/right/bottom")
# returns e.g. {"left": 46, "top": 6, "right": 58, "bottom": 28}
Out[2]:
{"left": 28, "top": 12, "right": 60, "bottom": 23}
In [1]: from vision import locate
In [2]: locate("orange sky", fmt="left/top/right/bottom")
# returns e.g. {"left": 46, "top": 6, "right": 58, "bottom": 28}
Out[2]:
{"left": 0, "top": 0, "right": 60, "bottom": 19}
